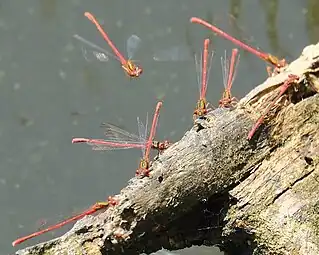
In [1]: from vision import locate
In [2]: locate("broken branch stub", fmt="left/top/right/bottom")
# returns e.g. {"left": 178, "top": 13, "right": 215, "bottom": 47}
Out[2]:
{"left": 14, "top": 42, "right": 319, "bottom": 255}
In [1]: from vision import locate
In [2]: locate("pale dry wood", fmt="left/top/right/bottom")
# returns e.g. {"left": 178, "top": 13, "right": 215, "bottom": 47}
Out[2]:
{"left": 14, "top": 42, "right": 319, "bottom": 255}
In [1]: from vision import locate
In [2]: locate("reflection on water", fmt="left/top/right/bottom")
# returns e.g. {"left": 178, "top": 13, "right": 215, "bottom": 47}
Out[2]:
{"left": 1, "top": 0, "right": 315, "bottom": 254}
{"left": 306, "top": 0, "right": 319, "bottom": 43}
{"left": 259, "top": 0, "right": 287, "bottom": 57}
{"left": 39, "top": 0, "right": 57, "bottom": 21}
{"left": 153, "top": 45, "right": 193, "bottom": 61}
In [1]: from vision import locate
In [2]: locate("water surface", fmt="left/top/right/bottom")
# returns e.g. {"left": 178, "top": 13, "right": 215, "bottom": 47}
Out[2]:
{"left": 0, "top": 0, "right": 317, "bottom": 254}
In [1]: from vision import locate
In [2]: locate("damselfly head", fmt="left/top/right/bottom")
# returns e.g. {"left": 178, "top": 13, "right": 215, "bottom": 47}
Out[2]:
{"left": 123, "top": 61, "right": 142, "bottom": 77}
{"left": 133, "top": 66, "right": 143, "bottom": 77}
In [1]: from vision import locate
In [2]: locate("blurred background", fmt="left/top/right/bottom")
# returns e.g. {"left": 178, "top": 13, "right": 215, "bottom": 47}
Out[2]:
{"left": 1, "top": 0, "right": 318, "bottom": 254}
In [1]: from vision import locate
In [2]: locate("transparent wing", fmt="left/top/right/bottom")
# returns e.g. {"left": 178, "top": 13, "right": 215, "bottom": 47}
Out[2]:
{"left": 126, "top": 34, "right": 142, "bottom": 60}
{"left": 137, "top": 114, "right": 148, "bottom": 157}
{"left": 144, "top": 113, "right": 149, "bottom": 144}
{"left": 205, "top": 51, "right": 214, "bottom": 95}
{"left": 194, "top": 51, "right": 202, "bottom": 94}
{"left": 197, "top": 40, "right": 214, "bottom": 98}
{"left": 89, "top": 142, "right": 144, "bottom": 151}
{"left": 221, "top": 50, "right": 229, "bottom": 89}
{"left": 153, "top": 45, "right": 193, "bottom": 61}
{"left": 229, "top": 52, "right": 240, "bottom": 89}
{"left": 73, "top": 34, "right": 119, "bottom": 62}
{"left": 221, "top": 50, "right": 240, "bottom": 90}
{"left": 101, "top": 123, "right": 142, "bottom": 143}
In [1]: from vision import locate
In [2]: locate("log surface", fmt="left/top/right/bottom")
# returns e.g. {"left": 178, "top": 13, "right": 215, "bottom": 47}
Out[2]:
{"left": 14, "top": 42, "right": 319, "bottom": 255}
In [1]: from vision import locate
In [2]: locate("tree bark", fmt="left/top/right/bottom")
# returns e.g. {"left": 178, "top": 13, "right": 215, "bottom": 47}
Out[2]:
{"left": 14, "top": 42, "right": 319, "bottom": 255}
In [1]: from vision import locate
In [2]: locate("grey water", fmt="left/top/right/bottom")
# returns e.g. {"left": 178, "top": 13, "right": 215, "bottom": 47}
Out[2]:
{"left": 1, "top": 0, "right": 317, "bottom": 254}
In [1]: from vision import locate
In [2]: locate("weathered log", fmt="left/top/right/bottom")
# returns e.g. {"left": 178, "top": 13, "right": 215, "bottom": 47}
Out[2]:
{"left": 14, "top": 42, "right": 319, "bottom": 255}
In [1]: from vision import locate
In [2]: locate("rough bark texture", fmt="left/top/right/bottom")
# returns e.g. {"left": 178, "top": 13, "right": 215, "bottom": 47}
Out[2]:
{"left": 14, "top": 42, "right": 319, "bottom": 255}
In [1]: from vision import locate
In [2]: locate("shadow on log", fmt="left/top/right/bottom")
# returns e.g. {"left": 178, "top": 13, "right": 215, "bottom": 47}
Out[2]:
{"left": 14, "top": 42, "right": 319, "bottom": 255}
